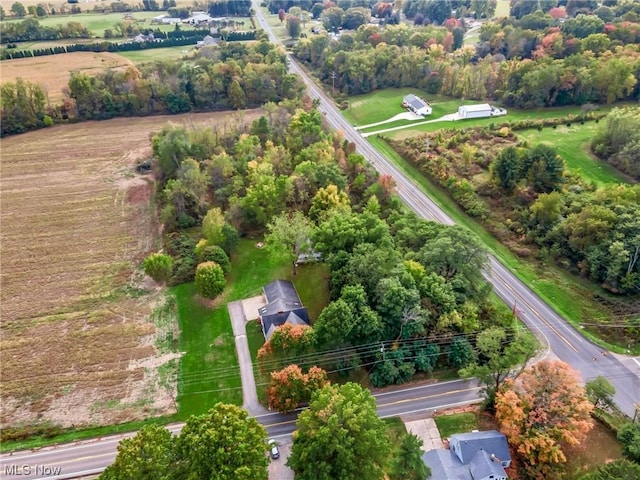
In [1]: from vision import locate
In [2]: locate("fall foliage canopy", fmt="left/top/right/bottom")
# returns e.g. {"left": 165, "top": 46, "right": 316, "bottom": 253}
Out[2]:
{"left": 495, "top": 360, "right": 593, "bottom": 479}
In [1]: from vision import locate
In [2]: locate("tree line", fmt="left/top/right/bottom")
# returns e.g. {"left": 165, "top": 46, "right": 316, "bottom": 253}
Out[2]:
{"left": 292, "top": 18, "right": 639, "bottom": 107}
{"left": 0, "top": 40, "right": 301, "bottom": 136}
{"left": 390, "top": 120, "right": 638, "bottom": 342}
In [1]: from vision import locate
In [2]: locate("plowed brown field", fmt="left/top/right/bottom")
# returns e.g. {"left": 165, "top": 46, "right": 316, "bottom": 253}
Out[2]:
{"left": 0, "top": 111, "right": 260, "bottom": 427}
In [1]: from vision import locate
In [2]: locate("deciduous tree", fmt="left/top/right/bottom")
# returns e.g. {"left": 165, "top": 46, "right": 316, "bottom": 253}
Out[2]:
{"left": 266, "top": 364, "right": 329, "bottom": 413}
{"left": 174, "top": 403, "right": 268, "bottom": 480}
{"left": 288, "top": 383, "right": 390, "bottom": 480}
{"left": 496, "top": 360, "right": 593, "bottom": 479}
{"left": 585, "top": 376, "right": 616, "bottom": 411}
{"left": 265, "top": 211, "right": 314, "bottom": 270}
{"left": 617, "top": 422, "right": 640, "bottom": 463}
{"left": 100, "top": 424, "right": 173, "bottom": 480}
{"left": 460, "top": 327, "right": 536, "bottom": 410}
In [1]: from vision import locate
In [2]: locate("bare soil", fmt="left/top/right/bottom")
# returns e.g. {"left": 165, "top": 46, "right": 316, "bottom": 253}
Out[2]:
{"left": 0, "top": 110, "right": 262, "bottom": 428}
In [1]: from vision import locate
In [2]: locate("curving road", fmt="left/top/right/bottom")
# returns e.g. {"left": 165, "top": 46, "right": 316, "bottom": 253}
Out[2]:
{"left": 0, "top": 380, "right": 480, "bottom": 480}
{"left": 251, "top": 3, "right": 640, "bottom": 417}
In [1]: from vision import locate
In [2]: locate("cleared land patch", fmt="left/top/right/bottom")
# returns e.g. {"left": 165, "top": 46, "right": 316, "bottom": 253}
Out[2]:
{"left": 0, "top": 51, "right": 134, "bottom": 105}
{"left": 0, "top": 110, "right": 261, "bottom": 428}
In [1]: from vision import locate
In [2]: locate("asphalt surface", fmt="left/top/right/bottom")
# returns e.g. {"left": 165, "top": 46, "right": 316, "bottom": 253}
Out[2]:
{"left": 0, "top": 380, "right": 481, "bottom": 480}
{"left": 251, "top": 3, "right": 639, "bottom": 415}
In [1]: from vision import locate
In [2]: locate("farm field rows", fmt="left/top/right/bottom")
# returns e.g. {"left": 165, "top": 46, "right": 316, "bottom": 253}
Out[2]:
{"left": 0, "top": 110, "right": 260, "bottom": 429}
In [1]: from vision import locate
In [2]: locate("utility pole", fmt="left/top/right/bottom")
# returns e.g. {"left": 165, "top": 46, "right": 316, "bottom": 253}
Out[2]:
{"left": 330, "top": 71, "right": 336, "bottom": 96}
{"left": 380, "top": 343, "right": 386, "bottom": 361}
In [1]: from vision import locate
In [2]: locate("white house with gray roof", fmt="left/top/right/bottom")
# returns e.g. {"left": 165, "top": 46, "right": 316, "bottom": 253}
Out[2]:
{"left": 402, "top": 94, "right": 432, "bottom": 116}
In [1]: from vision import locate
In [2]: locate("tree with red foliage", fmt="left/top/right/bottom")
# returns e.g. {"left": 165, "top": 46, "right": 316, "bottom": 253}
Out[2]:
{"left": 278, "top": 8, "right": 285, "bottom": 23}
{"left": 495, "top": 360, "right": 593, "bottom": 479}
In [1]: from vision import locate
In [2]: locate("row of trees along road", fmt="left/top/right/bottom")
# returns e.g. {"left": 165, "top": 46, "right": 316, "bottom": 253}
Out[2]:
{"left": 0, "top": 40, "right": 304, "bottom": 136}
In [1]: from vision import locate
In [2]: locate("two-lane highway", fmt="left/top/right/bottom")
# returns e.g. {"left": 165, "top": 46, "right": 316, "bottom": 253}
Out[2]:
{"left": 0, "top": 380, "right": 480, "bottom": 480}
{"left": 251, "top": 1, "right": 639, "bottom": 417}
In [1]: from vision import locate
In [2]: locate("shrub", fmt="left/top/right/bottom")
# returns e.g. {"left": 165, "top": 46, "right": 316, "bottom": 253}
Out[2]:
{"left": 195, "top": 261, "right": 226, "bottom": 298}
{"left": 143, "top": 253, "right": 174, "bottom": 283}
{"left": 197, "top": 244, "right": 231, "bottom": 274}
{"left": 43, "top": 115, "right": 54, "bottom": 127}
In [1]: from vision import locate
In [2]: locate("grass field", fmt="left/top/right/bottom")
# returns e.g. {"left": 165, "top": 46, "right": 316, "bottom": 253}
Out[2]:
{"left": 175, "top": 238, "right": 330, "bottom": 418}
{"left": 117, "top": 46, "right": 195, "bottom": 62}
{"left": 0, "top": 110, "right": 263, "bottom": 429}
{"left": 343, "top": 89, "right": 600, "bottom": 138}
{"left": 0, "top": 52, "right": 134, "bottom": 104}
{"left": 518, "top": 124, "right": 632, "bottom": 186}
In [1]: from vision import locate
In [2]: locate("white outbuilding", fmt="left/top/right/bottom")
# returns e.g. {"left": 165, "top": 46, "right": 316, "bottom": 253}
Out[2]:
{"left": 457, "top": 104, "right": 493, "bottom": 119}
{"left": 457, "top": 104, "right": 507, "bottom": 119}
{"left": 402, "top": 94, "right": 432, "bottom": 116}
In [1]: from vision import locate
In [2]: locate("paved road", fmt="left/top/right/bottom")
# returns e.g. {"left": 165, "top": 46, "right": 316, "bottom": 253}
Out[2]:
{"left": 251, "top": 2, "right": 640, "bottom": 417}
{"left": 0, "top": 380, "right": 480, "bottom": 480}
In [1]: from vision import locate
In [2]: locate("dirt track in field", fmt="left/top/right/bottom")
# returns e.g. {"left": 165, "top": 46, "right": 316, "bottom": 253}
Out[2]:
{"left": 0, "top": 110, "right": 261, "bottom": 427}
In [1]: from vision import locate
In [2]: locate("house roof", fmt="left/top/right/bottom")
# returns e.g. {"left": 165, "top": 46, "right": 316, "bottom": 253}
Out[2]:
{"left": 260, "top": 280, "right": 309, "bottom": 340}
{"left": 450, "top": 430, "right": 511, "bottom": 465}
{"left": 263, "top": 280, "right": 301, "bottom": 304}
{"left": 460, "top": 103, "right": 492, "bottom": 112}
{"left": 422, "top": 450, "right": 472, "bottom": 480}
{"left": 403, "top": 94, "right": 430, "bottom": 111}
{"left": 469, "top": 449, "right": 507, "bottom": 480}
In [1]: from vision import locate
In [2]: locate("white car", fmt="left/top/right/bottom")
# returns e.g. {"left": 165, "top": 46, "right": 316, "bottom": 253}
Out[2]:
{"left": 268, "top": 439, "right": 280, "bottom": 460}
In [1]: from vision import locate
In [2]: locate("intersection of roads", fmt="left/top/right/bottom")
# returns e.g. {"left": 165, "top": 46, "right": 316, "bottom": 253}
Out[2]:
{"left": 1, "top": 6, "right": 638, "bottom": 479}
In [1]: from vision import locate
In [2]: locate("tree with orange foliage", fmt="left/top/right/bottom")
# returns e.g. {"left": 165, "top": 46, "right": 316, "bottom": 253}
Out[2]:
{"left": 257, "top": 323, "right": 316, "bottom": 375}
{"left": 266, "top": 365, "right": 329, "bottom": 413}
{"left": 495, "top": 360, "right": 593, "bottom": 479}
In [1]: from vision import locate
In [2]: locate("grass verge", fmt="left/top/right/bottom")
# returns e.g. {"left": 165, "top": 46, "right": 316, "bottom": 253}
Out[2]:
{"left": 434, "top": 412, "right": 478, "bottom": 439}
{"left": 0, "top": 416, "right": 177, "bottom": 453}
{"left": 367, "top": 136, "right": 638, "bottom": 354}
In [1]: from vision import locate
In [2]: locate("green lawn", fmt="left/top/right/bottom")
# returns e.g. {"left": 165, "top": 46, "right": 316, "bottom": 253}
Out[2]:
{"left": 366, "top": 136, "right": 639, "bottom": 353}
{"left": 434, "top": 412, "right": 478, "bottom": 439}
{"left": 174, "top": 283, "right": 242, "bottom": 418}
{"left": 175, "top": 239, "right": 330, "bottom": 417}
{"left": 518, "top": 124, "right": 631, "bottom": 186}
{"left": 117, "top": 46, "right": 194, "bottom": 62}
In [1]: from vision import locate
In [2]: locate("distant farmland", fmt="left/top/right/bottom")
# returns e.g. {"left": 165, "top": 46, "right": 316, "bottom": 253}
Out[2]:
{"left": 0, "top": 111, "right": 261, "bottom": 428}
{"left": 0, "top": 52, "right": 134, "bottom": 105}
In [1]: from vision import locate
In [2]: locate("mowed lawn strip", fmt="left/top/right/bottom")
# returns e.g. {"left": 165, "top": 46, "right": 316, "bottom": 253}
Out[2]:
{"left": 434, "top": 412, "right": 478, "bottom": 439}
{"left": 175, "top": 239, "right": 329, "bottom": 417}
